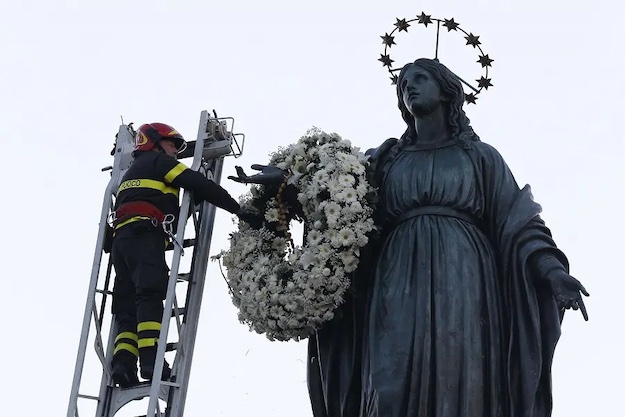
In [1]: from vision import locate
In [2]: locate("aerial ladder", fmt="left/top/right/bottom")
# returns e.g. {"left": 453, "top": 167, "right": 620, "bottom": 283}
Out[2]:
{"left": 67, "top": 110, "right": 245, "bottom": 416}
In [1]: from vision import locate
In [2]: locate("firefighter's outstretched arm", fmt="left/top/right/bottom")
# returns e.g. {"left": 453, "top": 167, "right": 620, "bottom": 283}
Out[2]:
{"left": 169, "top": 165, "right": 240, "bottom": 214}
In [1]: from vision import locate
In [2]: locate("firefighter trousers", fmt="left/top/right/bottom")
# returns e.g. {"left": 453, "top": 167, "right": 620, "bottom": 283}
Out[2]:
{"left": 111, "top": 222, "right": 169, "bottom": 368}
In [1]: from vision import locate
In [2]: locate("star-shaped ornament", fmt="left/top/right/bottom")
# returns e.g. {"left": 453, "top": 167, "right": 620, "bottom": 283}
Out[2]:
{"left": 477, "top": 54, "right": 494, "bottom": 68}
{"left": 464, "top": 33, "right": 481, "bottom": 48}
{"left": 378, "top": 53, "right": 394, "bottom": 67}
{"left": 443, "top": 18, "right": 459, "bottom": 31}
{"left": 381, "top": 33, "right": 395, "bottom": 47}
{"left": 465, "top": 93, "right": 478, "bottom": 104}
{"left": 477, "top": 76, "right": 493, "bottom": 90}
{"left": 390, "top": 74, "right": 399, "bottom": 85}
{"left": 394, "top": 18, "right": 410, "bottom": 32}
{"left": 417, "top": 12, "right": 433, "bottom": 27}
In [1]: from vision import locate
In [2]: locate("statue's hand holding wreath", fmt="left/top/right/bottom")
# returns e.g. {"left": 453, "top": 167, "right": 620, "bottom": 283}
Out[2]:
{"left": 228, "top": 164, "right": 288, "bottom": 186}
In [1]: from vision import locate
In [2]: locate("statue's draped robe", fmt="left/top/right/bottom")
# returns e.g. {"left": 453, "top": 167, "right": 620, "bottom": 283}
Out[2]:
{"left": 307, "top": 138, "right": 567, "bottom": 417}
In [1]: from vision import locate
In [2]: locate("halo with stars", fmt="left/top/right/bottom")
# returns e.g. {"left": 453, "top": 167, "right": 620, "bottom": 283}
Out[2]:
{"left": 379, "top": 12, "right": 493, "bottom": 105}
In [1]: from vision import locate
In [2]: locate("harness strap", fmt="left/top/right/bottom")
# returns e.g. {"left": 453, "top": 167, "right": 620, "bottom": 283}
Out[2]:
{"left": 113, "top": 201, "right": 166, "bottom": 228}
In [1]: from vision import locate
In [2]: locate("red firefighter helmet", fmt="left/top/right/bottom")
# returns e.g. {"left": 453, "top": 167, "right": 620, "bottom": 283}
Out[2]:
{"left": 134, "top": 122, "right": 187, "bottom": 153}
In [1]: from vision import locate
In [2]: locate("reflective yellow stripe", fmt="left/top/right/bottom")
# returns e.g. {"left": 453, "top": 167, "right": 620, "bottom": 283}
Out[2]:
{"left": 114, "top": 343, "right": 139, "bottom": 356}
{"left": 138, "top": 338, "right": 158, "bottom": 348}
{"left": 114, "top": 216, "right": 151, "bottom": 230}
{"left": 137, "top": 321, "right": 161, "bottom": 332}
{"left": 164, "top": 163, "right": 188, "bottom": 183}
{"left": 115, "top": 332, "right": 138, "bottom": 343}
{"left": 117, "top": 179, "right": 179, "bottom": 197}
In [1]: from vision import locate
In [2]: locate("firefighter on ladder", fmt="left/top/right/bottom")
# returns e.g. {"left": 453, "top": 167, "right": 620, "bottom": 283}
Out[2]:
{"left": 108, "top": 122, "right": 242, "bottom": 387}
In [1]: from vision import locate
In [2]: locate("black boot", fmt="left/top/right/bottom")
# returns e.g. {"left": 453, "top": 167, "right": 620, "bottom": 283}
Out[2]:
{"left": 111, "top": 351, "right": 139, "bottom": 388}
{"left": 139, "top": 346, "right": 172, "bottom": 381}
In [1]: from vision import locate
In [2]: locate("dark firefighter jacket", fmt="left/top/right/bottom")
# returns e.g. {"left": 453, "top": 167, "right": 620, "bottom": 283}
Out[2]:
{"left": 113, "top": 150, "right": 240, "bottom": 233}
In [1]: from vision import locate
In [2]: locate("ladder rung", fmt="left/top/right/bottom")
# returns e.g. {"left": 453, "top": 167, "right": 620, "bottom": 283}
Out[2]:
{"left": 95, "top": 289, "right": 113, "bottom": 295}
{"left": 166, "top": 342, "right": 178, "bottom": 352}
{"left": 165, "top": 239, "right": 195, "bottom": 251}
{"left": 177, "top": 273, "right": 190, "bottom": 282}
{"left": 77, "top": 393, "right": 100, "bottom": 401}
{"left": 172, "top": 307, "right": 186, "bottom": 316}
{"left": 109, "top": 382, "right": 170, "bottom": 407}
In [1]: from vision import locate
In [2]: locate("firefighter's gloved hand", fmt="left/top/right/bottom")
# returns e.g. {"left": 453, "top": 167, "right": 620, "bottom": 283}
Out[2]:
{"left": 236, "top": 207, "right": 263, "bottom": 229}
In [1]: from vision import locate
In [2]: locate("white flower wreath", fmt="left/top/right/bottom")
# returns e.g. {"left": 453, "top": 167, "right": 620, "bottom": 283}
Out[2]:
{"left": 213, "top": 128, "right": 377, "bottom": 341}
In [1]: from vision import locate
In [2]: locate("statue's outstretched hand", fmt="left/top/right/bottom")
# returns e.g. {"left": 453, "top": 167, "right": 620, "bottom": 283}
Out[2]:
{"left": 546, "top": 270, "right": 590, "bottom": 321}
{"left": 228, "top": 164, "right": 288, "bottom": 186}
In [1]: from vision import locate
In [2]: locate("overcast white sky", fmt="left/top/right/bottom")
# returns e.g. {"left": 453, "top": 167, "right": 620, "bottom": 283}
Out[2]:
{"left": 1, "top": 0, "right": 623, "bottom": 416}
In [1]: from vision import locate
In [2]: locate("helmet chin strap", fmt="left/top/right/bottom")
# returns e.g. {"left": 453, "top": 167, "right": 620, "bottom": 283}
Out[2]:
{"left": 154, "top": 142, "right": 166, "bottom": 153}
{"left": 145, "top": 126, "right": 166, "bottom": 153}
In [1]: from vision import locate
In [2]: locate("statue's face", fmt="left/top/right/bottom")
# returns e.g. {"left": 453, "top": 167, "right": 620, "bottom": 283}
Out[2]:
{"left": 400, "top": 65, "right": 442, "bottom": 116}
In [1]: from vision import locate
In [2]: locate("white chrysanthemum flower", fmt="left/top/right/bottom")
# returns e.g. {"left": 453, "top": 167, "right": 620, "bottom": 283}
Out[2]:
{"left": 324, "top": 201, "right": 341, "bottom": 218}
{"left": 271, "top": 237, "right": 287, "bottom": 252}
{"left": 338, "top": 139, "right": 352, "bottom": 148}
{"left": 318, "top": 243, "right": 332, "bottom": 257}
{"left": 337, "top": 227, "right": 356, "bottom": 246}
{"left": 265, "top": 211, "right": 280, "bottom": 225}
{"left": 299, "top": 251, "right": 316, "bottom": 269}
{"left": 307, "top": 229, "right": 323, "bottom": 246}
{"left": 313, "top": 169, "right": 330, "bottom": 184}
{"left": 328, "top": 180, "right": 342, "bottom": 195}
{"left": 339, "top": 188, "right": 359, "bottom": 204}
{"left": 338, "top": 174, "right": 355, "bottom": 187}
{"left": 306, "top": 184, "right": 321, "bottom": 199}
{"left": 293, "top": 144, "right": 307, "bottom": 157}
{"left": 353, "top": 163, "right": 366, "bottom": 175}
{"left": 242, "top": 237, "right": 256, "bottom": 254}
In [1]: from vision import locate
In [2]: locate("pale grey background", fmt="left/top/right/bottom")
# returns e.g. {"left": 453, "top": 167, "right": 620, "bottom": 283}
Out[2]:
{"left": 1, "top": 0, "right": 622, "bottom": 415}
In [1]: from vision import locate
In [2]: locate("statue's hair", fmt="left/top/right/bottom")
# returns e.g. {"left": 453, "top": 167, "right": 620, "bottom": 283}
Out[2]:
{"left": 385, "top": 58, "right": 479, "bottom": 162}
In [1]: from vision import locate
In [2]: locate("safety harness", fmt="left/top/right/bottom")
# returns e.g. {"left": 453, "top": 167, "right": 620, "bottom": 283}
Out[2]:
{"left": 110, "top": 201, "right": 182, "bottom": 251}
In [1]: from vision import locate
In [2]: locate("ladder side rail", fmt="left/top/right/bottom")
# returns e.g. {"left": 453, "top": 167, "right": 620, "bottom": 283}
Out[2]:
{"left": 180, "top": 194, "right": 204, "bottom": 328}
{"left": 145, "top": 110, "right": 211, "bottom": 415}
{"left": 94, "top": 311, "right": 118, "bottom": 417}
{"left": 93, "top": 235, "right": 118, "bottom": 374}
{"left": 166, "top": 156, "right": 225, "bottom": 416}
{"left": 67, "top": 179, "right": 117, "bottom": 417}
{"left": 166, "top": 205, "right": 203, "bottom": 379}
{"left": 93, "top": 254, "right": 117, "bottom": 416}
{"left": 68, "top": 123, "right": 136, "bottom": 417}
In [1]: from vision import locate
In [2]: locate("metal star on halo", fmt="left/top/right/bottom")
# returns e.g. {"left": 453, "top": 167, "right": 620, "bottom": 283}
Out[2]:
{"left": 477, "top": 54, "right": 494, "bottom": 68}
{"left": 442, "top": 18, "right": 459, "bottom": 31}
{"left": 464, "top": 33, "right": 481, "bottom": 48}
{"left": 476, "top": 76, "right": 493, "bottom": 90}
{"left": 394, "top": 18, "right": 410, "bottom": 32}
{"left": 417, "top": 12, "right": 433, "bottom": 27}
{"left": 390, "top": 74, "right": 399, "bottom": 85}
{"left": 465, "top": 93, "right": 478, "bottom": 104}
{"left": 381, "top": 33, "right": 396, "bottom": 47}
{"left": 378, "top": 53, "right": 394, "bottom": 67}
